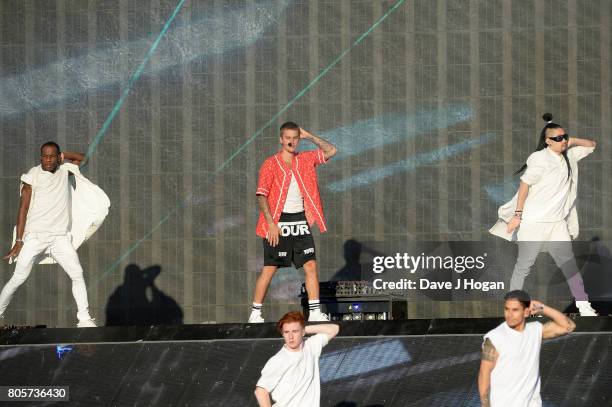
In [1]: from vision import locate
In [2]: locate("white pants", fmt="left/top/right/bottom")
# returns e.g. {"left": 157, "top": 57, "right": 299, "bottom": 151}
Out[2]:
{"left": 510, "top": 221, "right": 588, "bottom": 301}
{"left": 0, "top": 234, "right": 91, "bottom": 321}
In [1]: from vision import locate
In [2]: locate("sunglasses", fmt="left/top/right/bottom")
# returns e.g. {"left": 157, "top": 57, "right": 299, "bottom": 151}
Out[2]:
{"left": 548, "top": 134, "right": 569, "bottom": 142}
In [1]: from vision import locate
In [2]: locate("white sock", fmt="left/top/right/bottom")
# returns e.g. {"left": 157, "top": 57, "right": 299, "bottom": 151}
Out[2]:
{"left": 308, "top": 300, "right": 320, "bottom": 312}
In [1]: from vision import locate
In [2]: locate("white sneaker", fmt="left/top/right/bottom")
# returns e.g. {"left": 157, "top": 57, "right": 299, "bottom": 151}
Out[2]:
{"left": 576, "top": 301, "right": 598, "bottom": 316}
{"left": 77, "top": 318, "right": 97, "bottom": 328}
{"left": 248, "top": 310, "right": 265, "bottom": 323}
{"left": 308, "top": 309, "right": 329, "bottom": 322}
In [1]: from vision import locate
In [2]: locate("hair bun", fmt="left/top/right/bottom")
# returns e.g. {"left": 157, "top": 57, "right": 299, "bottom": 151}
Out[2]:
{"left": 542, "top": 113, "right": 553, "bottom": 122}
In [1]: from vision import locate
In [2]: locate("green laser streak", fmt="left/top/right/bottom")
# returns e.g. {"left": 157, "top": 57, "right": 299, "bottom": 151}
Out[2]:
{"left": 94, "top": 206, "right": 181, "bottom": 284}
{"left": 215, "top": 0, "right": 406, "bottom": 174}
{"left": 83, "top": 0, "right": 186, "bottom": 164}
{"left": 97, "top": 0, "right": 406, "bottom": 280}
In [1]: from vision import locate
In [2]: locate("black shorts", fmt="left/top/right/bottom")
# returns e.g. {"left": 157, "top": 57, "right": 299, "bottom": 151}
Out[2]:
{"left": 263, "top": 212, "right": 316, "bottom": 269}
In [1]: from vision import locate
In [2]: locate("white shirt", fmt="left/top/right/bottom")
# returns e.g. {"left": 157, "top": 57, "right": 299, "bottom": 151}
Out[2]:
{"left": 256, "top": 333, "right": 328, "bottom": 407}
{"left": 11, "top": 162, "right": 111, "bottom": 265}
{"left": 520, "top": 148, "right": 572, "bottom": 222}
{"left": 490, "top": 146, "right": 594, "bottom": 241}
{"left": 484, "top": 321, "right": 543, "bottom": 407}
{"left": 22, "top": 164, "right": 71, "bottom": 237}
{"left": 282, "top": 173, "right": 304, "bottom": 213}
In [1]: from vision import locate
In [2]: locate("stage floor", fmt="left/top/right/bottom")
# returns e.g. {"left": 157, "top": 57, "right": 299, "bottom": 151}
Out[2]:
{"left": 1, "top": 317, "right": 611, "bottom": 345}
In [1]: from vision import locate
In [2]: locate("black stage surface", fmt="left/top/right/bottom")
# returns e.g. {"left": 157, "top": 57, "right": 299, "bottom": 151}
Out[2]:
{"left": 1, "top": 318, "right": 611, "bottom": 407}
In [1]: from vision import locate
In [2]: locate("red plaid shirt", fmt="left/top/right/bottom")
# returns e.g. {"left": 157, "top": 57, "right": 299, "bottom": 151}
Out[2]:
{"left": 256, "top": 149, "right": 328, "bottom": 238}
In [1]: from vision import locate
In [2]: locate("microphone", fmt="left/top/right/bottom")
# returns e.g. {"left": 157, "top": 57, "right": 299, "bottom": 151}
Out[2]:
{"left": 288, "top": 142, "right": 293, "bottom": 147}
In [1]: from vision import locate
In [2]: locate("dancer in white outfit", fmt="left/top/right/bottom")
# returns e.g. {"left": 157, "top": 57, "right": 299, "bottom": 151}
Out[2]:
{"left": 255, "top": 311, "right": 339, "bottom": 407}
{"left": 478, "top": 290, "right": 575, "bottom": 407}
{"left": 490, "top": 113, "right": 597, "bottom": 316}
{"left": 0, "top": 142, "right": 97, "bottom": 327}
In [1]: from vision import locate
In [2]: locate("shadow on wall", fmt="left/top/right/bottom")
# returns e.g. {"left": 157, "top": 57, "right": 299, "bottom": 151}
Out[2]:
{"left": 330, "top": 240, "right": 364, "bottom": 281}
{"left": 571, "top": 237, "right": 612, "bottom": 316}
{"left": 330, "top": 239, "right": 388, "bottom": 282}
{"left": 105, "top": 264, "right": 183, "bottom": 326}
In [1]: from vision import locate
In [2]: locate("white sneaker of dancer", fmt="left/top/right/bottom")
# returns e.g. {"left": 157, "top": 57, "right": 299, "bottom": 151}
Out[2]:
{"left": 77, "top": 318, "right": 97, "bottom": 328}
{"left": 308, "top": 309, "right": 329, "bottom": 322}
{"left": 248, "top": 310, "right": 265, "bottom": 323}
{"left": 576, "top": 301, "right": 598, "bottom": 316}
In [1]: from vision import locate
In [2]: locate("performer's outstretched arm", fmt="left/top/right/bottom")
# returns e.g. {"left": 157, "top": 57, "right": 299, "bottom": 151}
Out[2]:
{"left": 61, "top": 151, "right": 86, "bottom": 166}
{"left": 478, "top": 338, "right": 498, "bottom": 407}
{"left": 3, "top": 184, "right": 32, "bottom": 261}
{"left": 568, "top": 137, "right": 596, "bottom": 148}
{"left": 530, "top": 300, "right": 576, "bottom": 339}
{"left": 299, "top": 128, "right": 337, "bottom": 160}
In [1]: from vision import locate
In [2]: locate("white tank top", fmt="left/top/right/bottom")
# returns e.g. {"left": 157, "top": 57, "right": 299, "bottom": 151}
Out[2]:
{"left": 283, "top": 173, "right": 304, "bottom": 213}
{"left": 484, "top": 321, "right": 543, "bottom": 407}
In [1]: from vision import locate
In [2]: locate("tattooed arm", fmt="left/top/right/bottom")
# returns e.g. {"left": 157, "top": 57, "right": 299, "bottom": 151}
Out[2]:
{"left": 531, "top": 300, "right": 576, "bottom": 339}
{"left": 257, "top": 195, "right": 280, "bottom": 247}
{"left": 299, "top": 128, "right": 337, "bottom": 160}
{"left": 478, "top": 338, "right": 498, "bottom": 407}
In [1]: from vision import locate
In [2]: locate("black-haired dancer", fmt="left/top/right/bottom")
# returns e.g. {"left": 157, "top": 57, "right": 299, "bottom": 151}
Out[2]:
{"left": 490, "top": 114, "right": 597, "bottom": 316}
